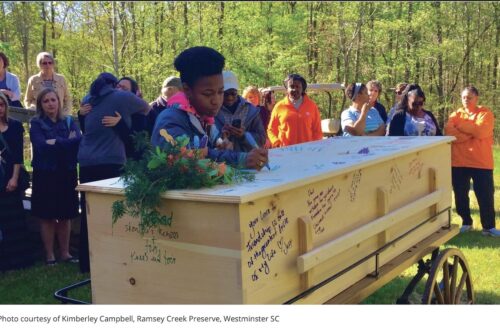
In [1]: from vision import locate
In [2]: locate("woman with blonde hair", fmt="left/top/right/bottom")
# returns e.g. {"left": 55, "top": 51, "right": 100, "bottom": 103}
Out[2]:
{"left": 24, "top": 52, "right": 72, "bottom": 114}
{"left": 29, "top": 88, "right": 81, "bottom": 265}
{"left": 242, "top": 85, "right": 260, "bottom": 107}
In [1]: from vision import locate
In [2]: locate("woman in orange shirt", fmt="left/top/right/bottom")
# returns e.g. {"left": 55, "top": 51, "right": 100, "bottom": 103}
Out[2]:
{"left": 267, "top": 74, "right": 322, "bottom": 147}
{"left": 445, "top": 85, "right": 499, "bottom": 237}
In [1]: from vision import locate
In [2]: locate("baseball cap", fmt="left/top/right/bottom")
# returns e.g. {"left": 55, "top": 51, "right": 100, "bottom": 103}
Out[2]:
{"left": 223, "top": 71, "right": 239, "bottom": 91}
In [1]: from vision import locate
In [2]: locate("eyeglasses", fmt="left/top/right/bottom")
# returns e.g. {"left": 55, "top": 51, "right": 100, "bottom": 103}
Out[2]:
{"left": 395, "top": 91, "right": 403, "bottom": 95}
{"left": 41, "top": 61, "right": 53, "bottom": 65}
{"left": 412, "top": 101, "right": 424, "bottom": 107}
{"left": 224, "top": 90, "right": 238, "bottom": 97}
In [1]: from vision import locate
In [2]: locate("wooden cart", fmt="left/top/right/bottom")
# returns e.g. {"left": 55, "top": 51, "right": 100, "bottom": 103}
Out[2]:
{"left": 74, "top": 136, "right": 473, "bottom": 304}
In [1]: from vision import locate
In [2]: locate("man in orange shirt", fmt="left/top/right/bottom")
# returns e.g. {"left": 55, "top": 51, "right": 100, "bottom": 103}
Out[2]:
{"left": 445, "top": 85, "right": 499, "bottom": 237}
{"left": 267, "top": 74, "right": 322, "bottom": 147}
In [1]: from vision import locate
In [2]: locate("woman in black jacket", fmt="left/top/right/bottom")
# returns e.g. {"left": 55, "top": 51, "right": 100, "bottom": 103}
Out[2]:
{"left": 387, "top": 84, "right": 442, "bottom": 136}
{"left": 0, "top": 92, "right": 35, "bottom": 270}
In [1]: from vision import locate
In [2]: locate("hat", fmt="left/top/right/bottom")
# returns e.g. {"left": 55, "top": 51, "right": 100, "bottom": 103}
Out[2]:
{"left": 223, "top": 71, "right": 239, "bottom": 91}
{"left": 162, "top": 76, "right": 182, "bottom": 89}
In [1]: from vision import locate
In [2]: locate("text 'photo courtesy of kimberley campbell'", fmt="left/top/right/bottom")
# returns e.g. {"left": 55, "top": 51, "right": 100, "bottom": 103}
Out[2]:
{"left": 0, "top": 305, "right": 497, "bottom": 330}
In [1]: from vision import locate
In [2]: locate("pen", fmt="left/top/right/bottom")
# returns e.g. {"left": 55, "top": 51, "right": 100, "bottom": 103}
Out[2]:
{"left": 244, "top": 132, "right": 270, "bottom": 170}
{"left": 193, "top": 136, "right": 200, "bottom": 148}
{"left": 200, "top": 135, "right": 208, "bottom": 148}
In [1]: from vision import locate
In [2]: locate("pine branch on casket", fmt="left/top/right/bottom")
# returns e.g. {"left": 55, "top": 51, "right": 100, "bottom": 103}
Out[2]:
{"left": 111, "top": 131, "right": 254, "bottom": 234}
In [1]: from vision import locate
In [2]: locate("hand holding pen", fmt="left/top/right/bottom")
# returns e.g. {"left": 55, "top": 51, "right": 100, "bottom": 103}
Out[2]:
{"left": 244, "top": 132, "right": 270, "bottom": 171}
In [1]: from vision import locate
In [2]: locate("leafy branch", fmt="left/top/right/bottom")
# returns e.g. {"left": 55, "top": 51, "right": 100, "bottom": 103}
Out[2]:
{"left": 111, "top": 131, "right": 254, "bottom": 234}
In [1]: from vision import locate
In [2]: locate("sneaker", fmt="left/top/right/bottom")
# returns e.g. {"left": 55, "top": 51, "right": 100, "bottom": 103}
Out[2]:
{"left": 460, "top": 225, "right": 472, "bottom": 233}
{"left": 482, "top": 228, "right": 500, "bottom": 237}
{"left": 60, "top": 256, "right": 79, "bottom": 264}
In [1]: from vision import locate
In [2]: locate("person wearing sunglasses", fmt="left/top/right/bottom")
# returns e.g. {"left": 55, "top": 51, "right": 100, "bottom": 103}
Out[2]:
{"left": 214, "top": 71, "right": 266, "bottom": 152}
{"left": 24, "top": 52, "right": 72, "bottom": 114}
{"left": 387, "top": 82, "right": 408, "bottom": 123}
{"left": 387, "top": 84, "right": 441, "bottom": 137}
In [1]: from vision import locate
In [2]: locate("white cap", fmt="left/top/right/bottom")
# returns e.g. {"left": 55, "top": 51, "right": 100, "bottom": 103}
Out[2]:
{"left": 223, "top": 71, "right": 239, "bottom": 91}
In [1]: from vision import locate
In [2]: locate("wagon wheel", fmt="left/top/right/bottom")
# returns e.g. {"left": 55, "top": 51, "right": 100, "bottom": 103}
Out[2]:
{"left": 422, "top": 248, "right": 474, "bottom": 304}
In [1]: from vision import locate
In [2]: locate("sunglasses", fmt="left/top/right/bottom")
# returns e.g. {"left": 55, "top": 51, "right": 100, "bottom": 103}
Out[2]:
{"left": 224, "top": 90, "right": 238, "bottom": 97}
{"left": 395, "top": 91, "right": 403, "bottom": 95}
{"left": 412, "top": 101, "right": 424, "bottom": 107}
{"left": 41, "top": 61, "right": 53, "bottom": 65}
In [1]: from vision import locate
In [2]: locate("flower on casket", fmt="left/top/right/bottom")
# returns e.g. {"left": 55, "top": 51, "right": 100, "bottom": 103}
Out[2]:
{"left": 111, "top": 130, "right": 254, "bottom": 234}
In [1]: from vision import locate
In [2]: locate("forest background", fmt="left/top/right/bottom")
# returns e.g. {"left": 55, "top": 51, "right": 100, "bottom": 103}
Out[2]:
{"left": 0, "top": 1, "right": 498, "bottom": 140}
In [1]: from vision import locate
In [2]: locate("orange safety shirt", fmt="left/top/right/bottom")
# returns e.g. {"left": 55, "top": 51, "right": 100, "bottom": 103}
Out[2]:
{"left": 267, "top": 94, "right": 323, "bottom": 147}
{"left": 445, "top": 105, "right": 494, "bottom": 170}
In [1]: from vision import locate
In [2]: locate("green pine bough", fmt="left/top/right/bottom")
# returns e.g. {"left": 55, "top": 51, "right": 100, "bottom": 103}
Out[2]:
{"left": 111, "top": 131, "right": 254, "bottom": 234}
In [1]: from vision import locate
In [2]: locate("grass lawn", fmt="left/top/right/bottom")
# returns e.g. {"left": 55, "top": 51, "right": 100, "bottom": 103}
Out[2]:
{"left": 1, "top": 147, "right": 499, "bottom": 305}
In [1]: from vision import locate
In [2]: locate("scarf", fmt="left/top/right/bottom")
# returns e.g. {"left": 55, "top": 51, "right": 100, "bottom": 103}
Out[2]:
{"left": 166, "top": 92, "right": 215, "bottom": 128}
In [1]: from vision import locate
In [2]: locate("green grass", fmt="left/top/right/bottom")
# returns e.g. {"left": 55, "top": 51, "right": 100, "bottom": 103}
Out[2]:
{"left": 0, "top": 262, "right": 91, "bottom": 304}
{"left": 1, "top": 148, "right": 499, "bottom": 305}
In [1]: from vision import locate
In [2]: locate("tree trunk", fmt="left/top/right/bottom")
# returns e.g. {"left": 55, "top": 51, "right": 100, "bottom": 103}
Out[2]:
{"left": 218, "top": 2, "right": 224, "bottom": 40}
{"left": 395, "top": 2, "right": 403, "bottom": 83}
{"left": 197, "top": 3, "right": 203, "bottom": 43}
{"left": 405, "top": 2, "right": 413, "bottom": 81}
{"left": 265, "top": 2, "right": 273, "bottom": 85}
{"left": 493, "top": 3, "right": 499, "bottom": 93}
{"left": 118, "top": 2, "right": 128, "bottom": 60}
{"left": 159, "top": 4, "right": 164, "bottom": 56}
{"left": 41, "top": 2, "right": 47, "bottom": 50}
{"left": 154, "top": 2, "right": 160, "bottom": 55}
{"left": 353, "top": 4, "right": 362, "bottom": 82}
{"left": 0, "top": 3, "right": 6, "bottom": 41}
{"left": 464, "top": 2, "right": 471, "bottom": 85}
{"left": 307, "top": 2, "right": 318, "bottom": 82}
{"left": 433, "top": 2, "right": 445, "bottom": 127}
{"left": 111, "top": 1, "right": 119, "bottom": 75}
{"left": 130, "top": 2, "right": 137, "bottom": 57}
{"left": 13, "top": 2, "right": 31, "bottom": 81}
{"left": 51, "top": 1, "right": 56, "bottom": 57}
{"left": 369, "top": 2, "right": 375, "bottom": 76}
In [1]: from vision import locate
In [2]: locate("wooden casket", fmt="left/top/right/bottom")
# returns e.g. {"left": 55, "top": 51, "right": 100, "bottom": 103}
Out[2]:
{"left": 77, "top": 136, "right": 454, "bottom": 304}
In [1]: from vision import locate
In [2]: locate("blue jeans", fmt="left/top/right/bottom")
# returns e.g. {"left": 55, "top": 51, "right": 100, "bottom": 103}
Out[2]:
{"left": 452, "top": 167, "right": 495, "bottom": 230}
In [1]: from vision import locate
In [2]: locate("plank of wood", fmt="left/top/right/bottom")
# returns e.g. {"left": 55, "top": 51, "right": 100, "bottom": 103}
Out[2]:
{"left": 298, "top": 216, "right": 314, "bottom": 291}
{"left": 323, "top": 225, "right": 459, "bottom": 304}
{"left": 297, "top": 189, "right": 443, "bottom": 273}
{"left": 429, "top": 168, "right": 438, "bottom": 220}
{"left": 377, "top": 187, "right": 390, "bottom": 245}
